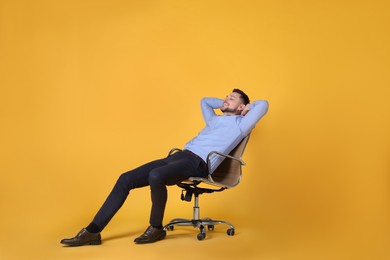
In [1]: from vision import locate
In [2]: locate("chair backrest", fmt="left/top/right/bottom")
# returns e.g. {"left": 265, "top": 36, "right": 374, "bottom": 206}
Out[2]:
{"left": 210, "top": 135, "right": 250, "bottom": 188}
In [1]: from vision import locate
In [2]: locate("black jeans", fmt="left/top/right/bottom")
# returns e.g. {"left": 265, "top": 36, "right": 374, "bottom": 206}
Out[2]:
{"left": 91, "top": 150, "right": 208, "bottom": 230}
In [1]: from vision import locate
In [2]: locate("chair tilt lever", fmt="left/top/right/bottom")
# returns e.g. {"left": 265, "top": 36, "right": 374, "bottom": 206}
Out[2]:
{"left": 179, "top": 184, "right": 225, "bottom": 202}
{"left": 181, "top": 190, "right": 193, "bottom": 202}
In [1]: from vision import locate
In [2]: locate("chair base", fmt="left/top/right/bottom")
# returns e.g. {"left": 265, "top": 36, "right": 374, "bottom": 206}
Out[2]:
{"left": 164, "top": 218, "right": 235, "bottom": 240}
{"left": 166, "top": 183, "right": 237, "bottom": 240}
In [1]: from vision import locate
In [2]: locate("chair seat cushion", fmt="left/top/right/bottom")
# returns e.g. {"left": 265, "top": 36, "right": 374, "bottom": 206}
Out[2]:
{"left": 185, "top": 177, "right": 234, "bottom": 189}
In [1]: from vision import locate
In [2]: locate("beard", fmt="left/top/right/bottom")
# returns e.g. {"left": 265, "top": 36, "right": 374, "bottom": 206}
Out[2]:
{"left": 220, "top": 106, "right": 237, "bottom": 113}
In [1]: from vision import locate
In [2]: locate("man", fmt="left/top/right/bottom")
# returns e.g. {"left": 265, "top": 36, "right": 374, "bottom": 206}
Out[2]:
{"left": 61, "top": 89, "right": 268, "bottom": 246}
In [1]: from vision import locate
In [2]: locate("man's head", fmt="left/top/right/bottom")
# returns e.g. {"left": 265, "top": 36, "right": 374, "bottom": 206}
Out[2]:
{"left": 220, "top": 89, "right": 250, "bottom": 115}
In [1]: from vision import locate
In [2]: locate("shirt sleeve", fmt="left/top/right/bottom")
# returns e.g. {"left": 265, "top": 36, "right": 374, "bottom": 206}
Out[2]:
{"left": 201, "top": 97, "right": 223, "bottom": 125}
{"left": 240, "top": 100, "right": 269, "bottom": 136}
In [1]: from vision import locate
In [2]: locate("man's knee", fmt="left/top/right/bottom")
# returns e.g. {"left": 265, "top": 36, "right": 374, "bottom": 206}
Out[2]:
{"left": 148, "top": 170, "right": 164, "bottom": 186}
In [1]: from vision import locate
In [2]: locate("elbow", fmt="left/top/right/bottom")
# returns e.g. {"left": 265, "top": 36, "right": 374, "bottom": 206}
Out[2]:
{"left": 201, "top": 97, "right": 208, "bottom": 104}
{"left": 254, "top": 100, "right": 269, "bottom": 113}
{"left": 201, "top": 97, "right": 211, "bottom": 106}
{"left": 263, "top": 100, "right": 269, "bottom": 111}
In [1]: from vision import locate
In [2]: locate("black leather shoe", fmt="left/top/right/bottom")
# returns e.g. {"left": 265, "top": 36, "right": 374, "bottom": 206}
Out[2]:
{"left": 60, "top": 228, "right": 101, "bottom": 246}
{"left": 134, "top": 226, "right": 166, "bottom": 244}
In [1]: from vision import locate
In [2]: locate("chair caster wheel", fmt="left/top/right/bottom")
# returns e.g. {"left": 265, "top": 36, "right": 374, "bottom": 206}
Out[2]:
{"left": 207, "top": 225, "right": 214, "bottom": 231}
{"left": 197, "top": 233, "right": 206, "bottom": 240}
{"left": 198, "top": 225, "right": 206, "bottom": 240}
{"left": 166, "top": 225, "right": 174, "bottom": 231}
{"left": 227, "top": 228, "right": 235, "bottom": 236}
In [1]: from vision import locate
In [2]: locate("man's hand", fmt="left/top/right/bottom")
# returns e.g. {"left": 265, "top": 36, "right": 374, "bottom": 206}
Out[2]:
{"left": 241, "top": 104, "right": 250, "bottom": 116}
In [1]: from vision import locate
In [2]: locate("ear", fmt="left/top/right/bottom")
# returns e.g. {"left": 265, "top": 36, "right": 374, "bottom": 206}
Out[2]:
{"left": 238, "top": 104, "right": 246, "bottom": 111}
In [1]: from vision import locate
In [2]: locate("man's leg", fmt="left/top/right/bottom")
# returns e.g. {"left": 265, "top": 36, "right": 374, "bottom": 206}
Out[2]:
{"left": 90, "top": 158, "right": 168, "bottom": 231}
{"left": 134, "top": 152, "right": 207, "bottom": 244}
{"left": 60, "top": 158, "right": 167, "bottom": 246}
{"left": 148, "top": 159, "right": 201, "bottom": 227}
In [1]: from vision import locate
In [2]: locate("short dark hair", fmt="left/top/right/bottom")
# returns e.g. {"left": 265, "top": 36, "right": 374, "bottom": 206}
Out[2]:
{"left": 232, "top": 88, "right": 250, "bottom": 105}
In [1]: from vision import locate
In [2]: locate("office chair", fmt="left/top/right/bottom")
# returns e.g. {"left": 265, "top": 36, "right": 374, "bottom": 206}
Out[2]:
{"left": 164, "top": 135, "right": 250, "bottom": 240}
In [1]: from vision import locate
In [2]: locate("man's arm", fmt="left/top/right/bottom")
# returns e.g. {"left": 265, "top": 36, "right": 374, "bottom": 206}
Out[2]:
{"left": 240, "top": 100, "right": 269, "bottom": 135}
{"left": 201, "top": 97, "right": 223, "bottom": 125}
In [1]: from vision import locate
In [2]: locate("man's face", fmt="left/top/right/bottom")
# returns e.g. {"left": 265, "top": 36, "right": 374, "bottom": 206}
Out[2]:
{"left": 220, "top": 92, "right": 245, "bottom": 115}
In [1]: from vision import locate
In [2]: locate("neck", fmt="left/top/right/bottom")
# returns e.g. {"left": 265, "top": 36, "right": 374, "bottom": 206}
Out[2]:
{"left": 223, "top": 111, "right": 239, "bottom": 116}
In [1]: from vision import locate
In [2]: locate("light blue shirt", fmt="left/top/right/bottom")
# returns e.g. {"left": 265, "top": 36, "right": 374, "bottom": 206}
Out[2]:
{"left": 184, "top": 97, "right": 269, "bottom": 173}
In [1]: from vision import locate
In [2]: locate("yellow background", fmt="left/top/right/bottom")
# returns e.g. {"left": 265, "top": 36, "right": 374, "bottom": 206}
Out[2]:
{"left": 0, "top": 0, "right": 389, "bottom": 259}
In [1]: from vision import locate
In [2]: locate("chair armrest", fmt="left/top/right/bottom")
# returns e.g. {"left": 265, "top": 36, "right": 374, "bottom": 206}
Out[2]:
{"left": 206, "top": 151, "right": 246, "bottom": 169}
{"left": 168, "top": 148, "right": 182, "bottom": 157}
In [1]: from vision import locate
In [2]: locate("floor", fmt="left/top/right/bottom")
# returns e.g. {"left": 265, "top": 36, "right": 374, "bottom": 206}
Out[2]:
{"left": 3, "top": 215, "right": 388, "bottom": 260}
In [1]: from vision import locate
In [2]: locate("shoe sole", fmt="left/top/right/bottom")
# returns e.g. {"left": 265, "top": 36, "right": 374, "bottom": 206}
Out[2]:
{"left": 88, "top": 240, "right": 102, "bottom": 245}
{"left": 61, "top": 240, "right": 102, "bottom": 246}
{"left": 134, "top": 232, "right": 166, "bottom": 244}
